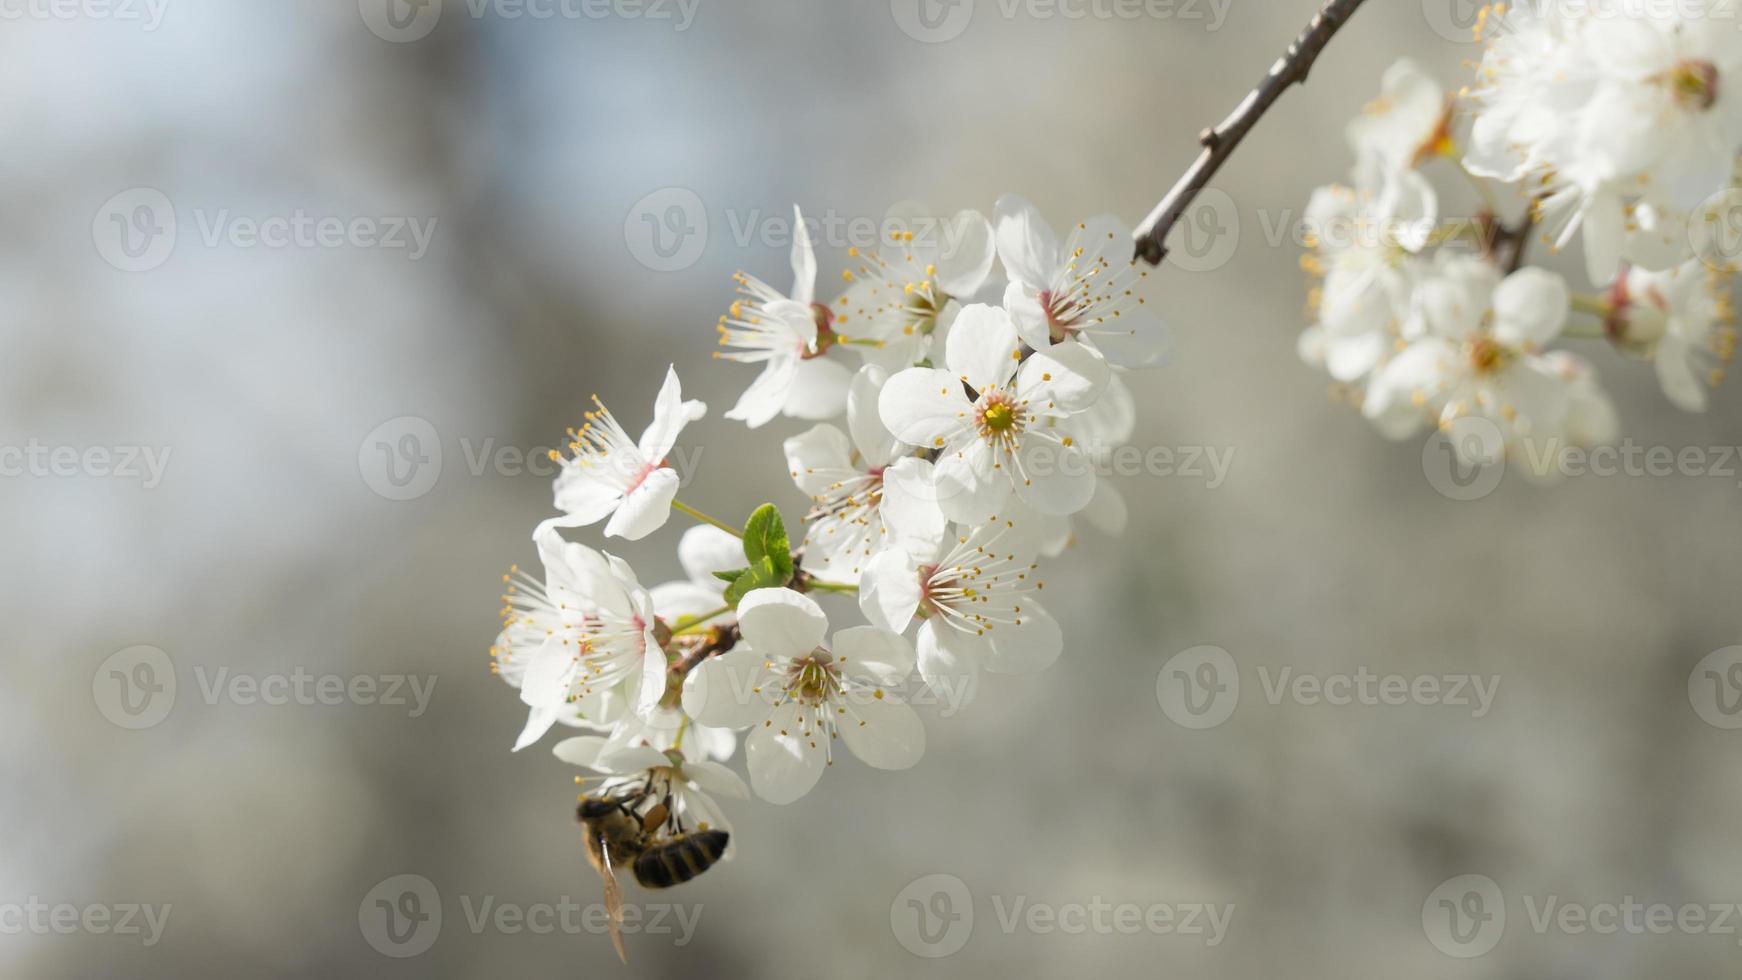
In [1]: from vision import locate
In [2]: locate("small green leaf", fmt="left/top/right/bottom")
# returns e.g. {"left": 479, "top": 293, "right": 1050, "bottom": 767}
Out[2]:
{"left": 711, "top": 568, "right": 748, "bottom": 584}
{"left": 741, "top": 503, "right": 794, "bottom": 580}
{"left": 722, "top": 556, "right": 784, "bottom": 605}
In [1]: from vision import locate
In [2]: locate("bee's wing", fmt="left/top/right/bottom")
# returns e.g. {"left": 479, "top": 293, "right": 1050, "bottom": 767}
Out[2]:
{"left": 597, "top": 834, "right": 629, "bottom": 963}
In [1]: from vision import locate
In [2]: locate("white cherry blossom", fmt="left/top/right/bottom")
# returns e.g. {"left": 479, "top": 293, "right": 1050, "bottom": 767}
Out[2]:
{"left": 1609, "top": 261, "right": 1736, "bottom": 411}
{"left": 859, "top": 518, "right": 1060, "bottom": 709}
{"left": 783, "top": 366, "right": 947, "bottom": 583}
{"left": 682, "top": 588, "right": 923, "bottom": 804}
{"left": 878, "top": 304, "right": 1111, "bottom": 524}
{"left": 995, "top": 193, "right": 1168, "bottom": 368}
{"left": 541, "top": 366, "right": 706, "bottom": 541}
{"left": 830, "top": 204, "right": 995, "bottom": 372}
{"left": 1346, "top": 57, "right": 1453, "bottom": 189}
{"left": 1363, "top": 267, "right": 1588, "bottom": 462}
{"left": 508, "top": 528, "right": 667, "bottom": 751}
{"left": 718, "top": 205, "right": 852, "bottom": 427}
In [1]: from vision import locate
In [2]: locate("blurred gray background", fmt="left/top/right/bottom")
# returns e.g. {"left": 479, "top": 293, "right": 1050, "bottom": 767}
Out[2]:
{"left": 8, "top": 0, "right": 1742, "bottom": 976}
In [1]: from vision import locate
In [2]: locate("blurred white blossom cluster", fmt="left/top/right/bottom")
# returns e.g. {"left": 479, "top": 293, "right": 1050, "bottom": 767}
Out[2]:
{"left": 489, "top": 196, "right": 1166, "bottom": 842}
{"left": 1300, "top": 1, "right": 1739, "bottom": 469}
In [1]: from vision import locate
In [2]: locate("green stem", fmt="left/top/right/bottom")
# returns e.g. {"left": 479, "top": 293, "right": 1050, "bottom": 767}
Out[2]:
{"left": 671, "top": 714, "right": 689, "bottom": 752}
{"left": 672, "top": 500, "right": 741, "bottom": 538}
{"left": 807, "top": 581, "right": 859, "bottom": 595}
{"left": 1570, "top": 293, "right": 1613, "bottom": 318}
{"left": 670, "top": 606, "right": 734, "bottom": 637}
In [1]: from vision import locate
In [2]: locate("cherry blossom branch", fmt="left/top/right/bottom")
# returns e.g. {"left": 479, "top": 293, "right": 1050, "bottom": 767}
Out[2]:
{"left": 672, "top": 499, "right": 743, "bottom": 538}
{"left": 1132, "top": 0, "right": 1372, "bottom": 266}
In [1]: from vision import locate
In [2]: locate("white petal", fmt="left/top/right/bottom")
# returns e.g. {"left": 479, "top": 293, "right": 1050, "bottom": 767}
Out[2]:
{"left": 745, "top": 700, "right": 827, "bottom": 804}
{"left": 601, "top": 467, "right": 680, "bottom": 540}
{"left": 1087, "top": 311, "right": 1169, "bottom": 369}
{"left": 994, "top": 192, "right": 1060, "bottom": 289}
{"left": 650, "top": 581, "right": 722, "bottom": 622}
{"left": 551, "top": 735, "right": 610, "bottom": 769}
{"left": 790, "top": 204, "right": 817, "bottom": 307}
{"left": 831, "top": 625, "right": 915, "bottom": 685}
{"left": 984, "top": 604, "right": 1062, "bottom": 674}
{"left": 782, "top": 356, "right": 852, "bottom": 421}
{"left": 1018, "top": 341, "right": 1110, "bottom": 415}
{"left": 859, "top": 547, "right": 922, "bottom": 633}
{"left": 783, "top": 423, "right": 856, "bottom": 497}
{"left": 879, "top": 456, "right": 948, "bottom": 552}
{"left": 518, "top": 636, "right": 578, "bottom": 709}
{"left": 631, "top": 642, "right": 668, "bottom": 716}
{"left": 639, "top": 365, "right": 703, "bottom": 461}
{"left": 683, "top": 759, "right": 750, "bottom": 801}
{"left": 550, "top": 466, "right": 626, "bottom": 528}
{"left": 1493, "top": 267, "right": 1569, "bottom": 348}
{"left": 935, "top": 209, "right": 996, "bottom": 298}
{"left": 597, "top": 743, "right": 669, "bottom": 774}
{"left": 513, "top": 705, "right": 560, "bottom": 752}
{"left": 1014, "top": 438, "right": 1097, "bottom": 515}
{"left": 839, "top": 693, "right": 926, "bottom": 770}
{"left": 1003, "top": 280, "right": 1054, "bottom": 352}
{"left": 934, "top": 441, "right": 1009, "bottom": 525}
{"left": 945, "top": 304, "right": 1023, "bottom": 393}
{"left": 725, "top": 357, "right": 799, "bottom": 429}
{"left": 879, "top": 367, "right": 971, "bottom": 447}
{"left": 678, "top": 525, "right": 744, "bottom": 589}
{"left": 736, "top": 588, "right": 828, "bottom": 658}
{"left": 917, "top": 621, "right": 983, "bottom": 710}
{"left": 847, "top": 365, "right": 899, "bottom": 466}
{"left": 681, "top": 644, "right": 773, "bottom": 730}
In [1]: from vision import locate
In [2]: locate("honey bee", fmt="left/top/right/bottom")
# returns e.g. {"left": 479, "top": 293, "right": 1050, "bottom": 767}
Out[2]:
{"left": 578, "top": 778, "right": 729, "bottom": 962}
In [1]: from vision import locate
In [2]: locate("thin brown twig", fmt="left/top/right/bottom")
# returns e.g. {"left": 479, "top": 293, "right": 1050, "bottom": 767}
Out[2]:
{"left": 1132, "top": 0, "right": 1372, "bottom": 266}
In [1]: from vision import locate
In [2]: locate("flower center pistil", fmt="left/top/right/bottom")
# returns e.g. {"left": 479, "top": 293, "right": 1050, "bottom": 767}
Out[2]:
{"left": 1468, "top": 336, "right": 1511, "bottom": 375}
{"left": 1668, "top": 58, "right": 1720, "bottom": 112}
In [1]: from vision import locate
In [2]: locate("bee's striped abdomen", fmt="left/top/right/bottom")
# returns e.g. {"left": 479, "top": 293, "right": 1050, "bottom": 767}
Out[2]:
{"left": 633, "top": 830, "right": 729, "bottom": 888}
